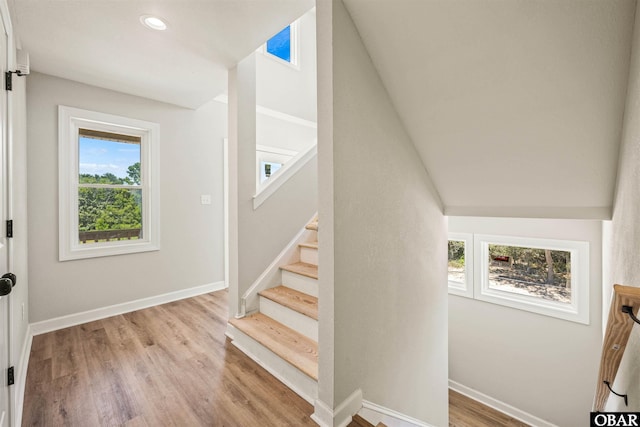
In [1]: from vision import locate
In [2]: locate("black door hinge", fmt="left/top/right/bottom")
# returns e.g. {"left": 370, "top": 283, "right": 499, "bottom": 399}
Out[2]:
{"left": 6, "top": 220, "right": 12, "bottom": 238}
{"left": 5, "top": 71, "right": 25, "bottom": 91}
{"left": 7, "top": 366, "right": 14, "bottom": 386}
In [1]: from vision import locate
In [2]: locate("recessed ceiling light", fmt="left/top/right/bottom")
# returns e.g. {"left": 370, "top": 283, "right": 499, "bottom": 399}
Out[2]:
{"left": 140, "top": 15, "right": 167, "bottom": 31}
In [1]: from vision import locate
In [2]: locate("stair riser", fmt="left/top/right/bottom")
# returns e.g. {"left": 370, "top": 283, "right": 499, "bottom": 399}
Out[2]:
{"left": 259, "top": 297, "right": 318, "bottom": 341}
{"left": 300, "top": 246, "right": 318, "bottom": 266}
{"left": 282, "top": 270, "right": 318, "bottom": 297}
{"left": 227, "top": 324, "right": 318, "bottom": 404}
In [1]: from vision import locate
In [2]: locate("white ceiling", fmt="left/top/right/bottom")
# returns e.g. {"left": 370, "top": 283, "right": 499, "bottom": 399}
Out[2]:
{"left": 9, "top": 0, "right": 314, "bottom": 109}
{"left": 344, "top": 0, "right": 636, "bottom": 218}
{"left": 8, "top": 0, "right": 637, "bottom": 217}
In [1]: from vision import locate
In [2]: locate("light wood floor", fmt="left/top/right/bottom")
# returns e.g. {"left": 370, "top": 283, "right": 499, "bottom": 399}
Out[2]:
{"left": 23, "top": 290, "right": 528, "bottom": 426}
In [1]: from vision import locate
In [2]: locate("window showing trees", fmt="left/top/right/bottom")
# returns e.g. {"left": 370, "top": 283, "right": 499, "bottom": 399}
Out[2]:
{"left": 78, "top": 131, "right": 143, "bottom": 244}
{"left": 448, "top": 233, "right": 589, "bottom": 324}
{"left": 447, "top": 233, "right": 473, "bottom": 298}
{"left": 59, "top": 106, "right": 159, "bottom": 261}
{"left": 486, "top": 244, "right": 571, "bottom": 304}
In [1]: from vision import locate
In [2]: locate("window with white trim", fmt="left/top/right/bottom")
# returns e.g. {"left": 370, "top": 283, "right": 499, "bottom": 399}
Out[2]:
{"left": 256, "top": 145, "right": 296, "bottom": 188}
{"left": 263, "top": 21, "right": 299, "bottom": 66}
{"left": 447, "top": 233, "right": 473, "bottom": 298}
{"left": 448, "top": 233, "right": 589, "bottom": 324}
{"left": 59, "top": 106, "right": 160, "bottom": 261}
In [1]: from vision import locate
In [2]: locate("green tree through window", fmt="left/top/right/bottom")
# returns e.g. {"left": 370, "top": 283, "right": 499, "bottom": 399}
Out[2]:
{"left": 78, "top": 132, "right": 142, "bottom": 243}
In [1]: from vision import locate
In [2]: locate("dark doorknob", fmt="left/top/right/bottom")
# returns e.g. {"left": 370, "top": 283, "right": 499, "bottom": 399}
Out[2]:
{"left": 2, "top": 273, "right": 16, "bottom": 287}
{"left": 0, "top": 273, "right": 16, "bottom": 296}
{"left": 0, "top": 279, "right": 11, "bottom": 296}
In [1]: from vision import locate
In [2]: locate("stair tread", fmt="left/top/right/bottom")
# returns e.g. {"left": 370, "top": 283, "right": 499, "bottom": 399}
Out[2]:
{"left": 229, "top": 313, "right": 318, "bottom": 380}
{"left": 299, "top": 242, "right": 318, "bottom": 249}
{"left": 259, "top": 286, "right": 318, "bottom": 320}
{"left": 281, "top": 262, "right": 318, "bottom": 279}
{"left": 305, "top": 220, "right": 318, "bottom": 231}
{"left": 349, "top": 415, "right": 387, "bottom": 427}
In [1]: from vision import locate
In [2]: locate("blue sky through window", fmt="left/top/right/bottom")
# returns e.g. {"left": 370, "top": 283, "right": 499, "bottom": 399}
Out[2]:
{"left": 79, "top": 137, "right": 140, "bottom": 179}
{"left": 266, "top": 25, "right": 291, "bottom": 62}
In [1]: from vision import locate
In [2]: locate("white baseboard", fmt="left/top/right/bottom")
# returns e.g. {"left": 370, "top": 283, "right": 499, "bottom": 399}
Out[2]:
{"left": 312, "top": 389, "right": 362, "bottom": 427}
{"left": 310, "top": 399, "right": 333, "bottom": 427}
{"left": 449, "top": 380, "right": 557, "bottom": 427}
{"left": 359, "top": 400, "right": 434, "bottom": 427}
{"left": 30, "top": 281, "right": 227, "bottom": 335}
{"left": 13, "top": 324, "right": 32, "bottom": 427}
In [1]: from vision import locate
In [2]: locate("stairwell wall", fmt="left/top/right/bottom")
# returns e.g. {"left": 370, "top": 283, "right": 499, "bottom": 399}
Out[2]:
{"left": 228, "top": 54, "right": 318, "bottom": 318}
{"left": 606, "top": 3, "right": 640, "bottom": 412}
{"left": 316, "top": 1, "right": 449, "bottom": 425}
{"left": 448, "top": 216, "right": 603, "bottom": 426}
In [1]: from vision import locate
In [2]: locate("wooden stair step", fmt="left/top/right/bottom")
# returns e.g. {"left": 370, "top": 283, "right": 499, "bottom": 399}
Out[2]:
{"left": 299, "top": 242, "right": 318, "bottom": 250}
{"left": 349, "top": 415, "right": 387, "bottom": 427}
{"left": 259, "top": 286, "right": 318, "bottom": 320}
{"left": 229, "top": 313, "right": 318, "bottom": 380}
{"left": 305, "top": 221, "right": 318, "bottom": 231}
{"left": 281, "top": 262, "right": 318, "bottom": 280}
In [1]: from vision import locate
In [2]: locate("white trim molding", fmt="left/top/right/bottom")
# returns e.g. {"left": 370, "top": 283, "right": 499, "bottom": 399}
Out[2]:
{"left": 30, "top": 282, "right": 226, "bottom": 335}
{"left": 447, "top": 232, "right": 474, "bottom": 298}
{"left": 58, "top": 105, "right": 161, "bottom": 261}
{"left": 14, "top": 324, "right": 32, "bottom": 427}
{"left": 358, "top": 401, "right": 435, "bottom": 427}
{"left": 253, "top": 142, "right": 316, "bottom": 209}
{"left": 473, "top": 234, "right": 590, "bottom": 324}
{"left": 214, "top": 94, "right": 317, "bottom": 129}
{"left": 449, "top": 380, "right": 558, "bottom": 427}
{"left": 312, "top": 389, "right": 363, "bottom": 427}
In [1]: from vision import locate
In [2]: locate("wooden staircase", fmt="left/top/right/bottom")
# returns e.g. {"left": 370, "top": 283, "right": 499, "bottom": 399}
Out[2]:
{"left": 228, "top": 218, "right": 319, "bottom": 403}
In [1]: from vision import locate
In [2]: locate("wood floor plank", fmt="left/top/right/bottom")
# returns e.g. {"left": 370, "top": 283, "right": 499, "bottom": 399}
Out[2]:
{"left": 23, "top": 290, "right": 317, "bottom": 426}
{"left": 23, "top": 290, "right": 524, "bottom": 427}
{"left": 448, "top": 390, "right": 530, "bottom": 427}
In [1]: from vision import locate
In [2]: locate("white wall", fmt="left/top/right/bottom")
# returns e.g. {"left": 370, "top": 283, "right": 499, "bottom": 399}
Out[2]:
{"left": 606, "top": 4, "right": 640, "bottom": 413}
{"left": 26, "top": 72, "right": 226, "bottom": 322}
{"left": 256, "top": 8, "right": 316, "bottom": 123}
{"left": 256, "top": 112, "right": 316, "bottom": 154}
{"left": 317, "top": 1, "right": 449, "bottom": 425}
{"left": 228, "top": 54, "right": 318, "bottom": 317}
{"left": 448, "top": 216, "right": 603, "bottom": 426}
{"left": 255, "top": 8, "right": 317, "bottom": 165}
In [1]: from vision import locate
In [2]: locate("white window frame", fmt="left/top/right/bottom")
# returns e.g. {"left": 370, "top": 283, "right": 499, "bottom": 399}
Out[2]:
{"left": 260, "top": 20, "right": 300, "bottom": 69}
{"left": 447, "top": 233, "right": 474, "bottom": 298}
{"left": 255, "top": 145, "right": 296, "bottom": 190}
{"left": 448, "top": 232, "right": 590, "bottom": 324}
{"left": 58, "top": 106, "right": 160, "bottom": 261}
{"left": 473, "top": 234, "right": 589, "bottom": 324}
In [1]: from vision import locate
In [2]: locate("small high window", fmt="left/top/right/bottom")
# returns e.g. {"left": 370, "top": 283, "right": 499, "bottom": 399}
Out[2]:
{"left": 264, "top": 21, "right": 298, "bottom": 66}
{"left": 59, "top": 106, "right": 160, "bottom": 260}
{"left": 255, "top": 145, "right": 296, "bottom": 189}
